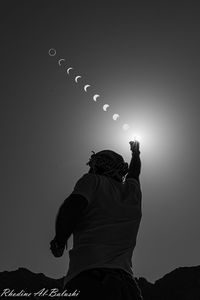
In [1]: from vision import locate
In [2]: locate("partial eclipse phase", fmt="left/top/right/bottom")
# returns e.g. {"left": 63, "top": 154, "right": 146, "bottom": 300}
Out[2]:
{"left": 93, "top": 94, "right": 100, "bottom": 102}
{"left": 122, "top": 124, "right": 130, "bottom": 130}
{"left": 49, "top": 50, "right": 128, "bottom": 130}
{"left": 84, "top": 85, "right": 91, "bottom": 92}
{"left": 58, "top": 59, "right": 65, "bottom": 66}
{"left": 75, "top": 76, "right": 81, "bottom": 83}
{"left": 103, "top": 104, "right": 109, "bottom": 111}
{"left": 67, "top": 67, "right": 73, "bottom": 74}
{"left": 113, "top": 114, "right": 119, "bottom": 121}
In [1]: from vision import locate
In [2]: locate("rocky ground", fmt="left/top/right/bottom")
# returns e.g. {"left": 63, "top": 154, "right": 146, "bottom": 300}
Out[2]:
{"left": 0, "top": 266, "right": 200, "bottom": 299}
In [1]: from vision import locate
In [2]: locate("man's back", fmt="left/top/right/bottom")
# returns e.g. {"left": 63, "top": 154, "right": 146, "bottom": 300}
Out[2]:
{"left": 64, "top": 173, "right": 142, "bottom": 286}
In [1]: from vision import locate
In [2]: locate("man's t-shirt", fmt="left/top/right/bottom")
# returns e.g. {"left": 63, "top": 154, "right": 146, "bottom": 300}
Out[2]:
{"left": 63, "top": 173, "right": 142, "bottom": 286}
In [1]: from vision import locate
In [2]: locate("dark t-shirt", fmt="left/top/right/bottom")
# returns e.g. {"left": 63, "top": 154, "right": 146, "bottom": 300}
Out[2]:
{"left": 64, "top": 173, "right": 142, "bottom": 286}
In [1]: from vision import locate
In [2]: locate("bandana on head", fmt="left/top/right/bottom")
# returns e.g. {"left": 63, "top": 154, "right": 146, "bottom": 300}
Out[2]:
{"left": 86, "top": 150, "right": 128, "bottom": 182}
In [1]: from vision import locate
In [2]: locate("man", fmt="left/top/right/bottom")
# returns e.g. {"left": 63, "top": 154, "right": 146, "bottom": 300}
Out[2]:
{"left": 50, "top": 140, "right": 143, "bottom": 299}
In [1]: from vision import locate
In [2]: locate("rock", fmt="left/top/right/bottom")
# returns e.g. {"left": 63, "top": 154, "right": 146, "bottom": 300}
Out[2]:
{"left": 0, "top": 265, "right": 200, "bottom": 300}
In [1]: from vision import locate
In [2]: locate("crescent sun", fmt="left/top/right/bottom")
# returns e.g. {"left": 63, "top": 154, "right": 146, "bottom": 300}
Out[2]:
{"left": 113, "top": 114, "right": 120, "bottom": 121}
{"left": 93, "top": 94, "right": 100, "bottom": 102}
{"left": 75, "top": 76, "right": 82, "bottom": 83}
{"left": 122, "top": 124, "right": 130, "bottom": 130}
{"left": 67, "top": 67, "right": 73, "bottom": 74}
{"left": 103, "top": 104, "right": 109, "bottom": 111}
{"left": 58, "top": 58, "right": 66, "bottom": 66}
{"left": 84, "top": 84, "right": 91, "bottom": 92}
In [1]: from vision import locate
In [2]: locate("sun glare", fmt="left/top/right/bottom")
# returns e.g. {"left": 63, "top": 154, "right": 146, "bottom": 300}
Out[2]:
{"left": 133, "top": 134, "right": 142, "bottom": 143}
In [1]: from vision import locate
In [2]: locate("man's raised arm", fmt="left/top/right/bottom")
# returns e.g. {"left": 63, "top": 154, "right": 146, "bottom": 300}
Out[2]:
{"left": 126, "top": 141, "right": 141, "bottom": 183}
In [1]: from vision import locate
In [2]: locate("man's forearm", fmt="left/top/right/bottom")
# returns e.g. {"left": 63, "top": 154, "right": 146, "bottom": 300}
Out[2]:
{"left": 126, "top": 152, "right": 141, "bottom": 182}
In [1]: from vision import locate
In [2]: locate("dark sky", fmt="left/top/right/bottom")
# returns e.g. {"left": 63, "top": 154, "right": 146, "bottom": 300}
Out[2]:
{"left": 1, "top": 0, "right": 200, "bottom": 282}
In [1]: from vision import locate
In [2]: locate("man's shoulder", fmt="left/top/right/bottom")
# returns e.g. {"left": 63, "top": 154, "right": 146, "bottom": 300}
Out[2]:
{"left": 72, "top": 173, "right": 100, "bottom": 204}
{"left": 76, "top": 173, "right": 100, "bottom": 186}
{"left": 79, "top": 172, "right": 98, "bottom": 180}
{"left": 125, "top": 177, "right": 140, "bottom": 187}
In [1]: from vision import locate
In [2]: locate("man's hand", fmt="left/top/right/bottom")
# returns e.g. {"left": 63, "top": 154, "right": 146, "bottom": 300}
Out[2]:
{"left": 50, "top": 238, "right": 66, "bottom": 258}
{"left": 129, "top": 141, "right": 140, "bottom": 154}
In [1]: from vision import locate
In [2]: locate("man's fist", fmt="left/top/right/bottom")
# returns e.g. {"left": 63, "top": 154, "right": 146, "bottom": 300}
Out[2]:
{"left": 50, "top": 238, "right": 65, "bottom": 258}
{"left": 129, "top": 141, "right": 140, "bottom": 154}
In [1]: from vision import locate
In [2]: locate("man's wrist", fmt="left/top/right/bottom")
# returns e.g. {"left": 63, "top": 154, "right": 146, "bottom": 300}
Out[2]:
{"left": 132, "top": 151, "right": 140, "bottom": 155}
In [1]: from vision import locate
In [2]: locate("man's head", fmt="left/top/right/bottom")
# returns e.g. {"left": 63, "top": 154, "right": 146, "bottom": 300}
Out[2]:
{"left": 86, "top": 150, "right": 129, "bottom": 182}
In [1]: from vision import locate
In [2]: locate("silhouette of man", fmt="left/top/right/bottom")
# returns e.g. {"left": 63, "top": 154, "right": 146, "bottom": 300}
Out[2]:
{"left": 50, "top": 141, "right": 143, "bottom": 299}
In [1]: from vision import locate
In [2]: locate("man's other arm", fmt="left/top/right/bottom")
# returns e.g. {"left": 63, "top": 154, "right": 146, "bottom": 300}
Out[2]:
{"left": 50, "top": 194, "right": 88, "bottom": 257}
